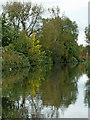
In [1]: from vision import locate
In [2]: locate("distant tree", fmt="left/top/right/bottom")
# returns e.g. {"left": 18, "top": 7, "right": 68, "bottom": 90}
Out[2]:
{"left": 85, "top": 26, "right": 90, "bottom": 45}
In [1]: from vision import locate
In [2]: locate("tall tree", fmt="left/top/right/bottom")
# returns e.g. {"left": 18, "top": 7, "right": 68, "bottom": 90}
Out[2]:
{"left": 39, "top": 9, "right": 78, "bottom": 63}
{"left": 3, "top": 1, "right": 43, "bottom": 36}
{"left": 2, "top": 13, "right": 19, "bottom": 47}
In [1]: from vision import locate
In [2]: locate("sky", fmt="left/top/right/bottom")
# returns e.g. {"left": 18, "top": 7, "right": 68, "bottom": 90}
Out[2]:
{"left": 0, "top": 0, "right": 89, "bottom": 46}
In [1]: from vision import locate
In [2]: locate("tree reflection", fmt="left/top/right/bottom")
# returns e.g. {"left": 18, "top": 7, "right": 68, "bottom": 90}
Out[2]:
{"left": 2, "top": 64, "right": 85, "bottom": 118}
{"left": 40, "top": 64, "right": 81, "bottom": 108}
{"left": 2, "top": 65, "right": 50, "bottom": 118}
{"left": 84, "top": 62, "right": 90, "bottom": 108}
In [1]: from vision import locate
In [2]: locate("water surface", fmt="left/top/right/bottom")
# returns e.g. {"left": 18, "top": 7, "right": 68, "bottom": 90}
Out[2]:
{"left": 2, "top": 64, "right": 89, "bottom": 118}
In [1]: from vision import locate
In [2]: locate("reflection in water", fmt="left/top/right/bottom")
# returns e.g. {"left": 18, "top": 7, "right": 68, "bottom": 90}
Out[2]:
{"left": 2, "top": 64, "right": 88, "bottom": 118}
{"left": 84, "top": 62, "right": 90, "bottom": 108}
{"left": 40, "top": 64, "right": 78, "bottom": 107}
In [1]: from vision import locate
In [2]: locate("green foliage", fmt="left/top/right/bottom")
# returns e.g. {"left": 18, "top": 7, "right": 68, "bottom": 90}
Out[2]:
{"left": 85, "top": 26, "right": 90, "bottom": 44}
{"left": 2, "top": 50, "right": 30, "bottom": 70}
{"left": 69, "top": 57, "right": 78, "bottom": 63}
{"left": 2, "top": 13, "right": 19, "bottom": 47}
{"left": 13, "top": 31, "right": 49, "bottom": 66}
{"left": 3, "top": 1, "right": 43, "bottom": 36}
{"left": 85, "top": 26, "right": 90, "bottom": 58}
{"left": 3, "top": 43, "right": 14, "bottom": 51}
{"left": 39, "top": 15, "right": 79, "bottom": 63}
{"left": 2, "top": 1, "right": 87, "bottom": 70}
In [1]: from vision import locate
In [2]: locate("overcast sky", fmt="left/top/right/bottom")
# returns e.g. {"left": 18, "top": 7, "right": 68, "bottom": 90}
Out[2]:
{"left": 0, "top": 0, "right": 89, "bottom": 46}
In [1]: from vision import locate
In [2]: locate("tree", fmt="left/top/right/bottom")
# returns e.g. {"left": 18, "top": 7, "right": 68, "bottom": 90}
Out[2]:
{"left": 39, "top": 8, "right": 78, "bottom": 63}
{"left": 61, "top": 17, "right": 78, "bottom": 61}
{"left": 85, "top": 26, "right": 90, "bottom": 57}
{"left": 85, "top": 26, "right": 90, "bottom": 45}
{"left": 39, "top": 17, "right": 64, "bottom": 62}
{"left": 13, "top": 31, "right": 46, "bottom": 65}
{"left": 2, "top": 13, "right": 19, "bottom": 46}
{"left": 3, "top": 1, "right": 43, "bottom": 36}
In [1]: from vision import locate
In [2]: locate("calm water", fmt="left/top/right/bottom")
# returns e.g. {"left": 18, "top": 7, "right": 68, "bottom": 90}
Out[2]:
{"left": 2, "top": 64, "right": 89, "bottom": 118}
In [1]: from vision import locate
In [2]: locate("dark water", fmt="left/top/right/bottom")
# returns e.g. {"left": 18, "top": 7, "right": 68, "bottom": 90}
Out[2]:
{"left": 2, "top": 64, "right": 89, "bottom": 118}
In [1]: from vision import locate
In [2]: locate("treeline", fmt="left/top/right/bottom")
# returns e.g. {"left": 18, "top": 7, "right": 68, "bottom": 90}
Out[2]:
{"left": 1, "top": 1, "right": 88, "bottom": 70}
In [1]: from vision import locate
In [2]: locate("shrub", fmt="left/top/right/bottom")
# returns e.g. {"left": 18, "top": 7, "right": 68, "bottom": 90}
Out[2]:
{"left": 3, "top": 44, "right": 15, "bottom": 52}
{"left": 13, "top": 31, "right": 47, "bottom": 66}
{"left": 69, "top": 57, "right": 78, "bottom": 63}
{"left": 2, "top": 51, "right": 30, "bottom": 71}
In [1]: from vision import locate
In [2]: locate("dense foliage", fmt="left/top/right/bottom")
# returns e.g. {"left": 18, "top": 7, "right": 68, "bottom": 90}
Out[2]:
{"left": 2, "top": 1, "right": 89, "bottom": 118}
{"left": 2, "top": 1, "right": 88, "bottom": 70}
{"left": 39, "top": 16, "right": 79, "bottom": 63}
{"left": 2, "top": 49, "right": 30, "bottom": 71}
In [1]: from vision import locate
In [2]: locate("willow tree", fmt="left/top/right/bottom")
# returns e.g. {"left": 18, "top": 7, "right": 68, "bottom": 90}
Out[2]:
{"left": 39, "top": 7, "right": 79, "bottom": 63}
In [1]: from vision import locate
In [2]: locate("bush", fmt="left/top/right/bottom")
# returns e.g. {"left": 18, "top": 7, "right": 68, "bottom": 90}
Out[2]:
{"left": 13, "top": 31, "right": 47, "bottom": 66}
{"left": 2, "top": 51, "right": 30, "bottom": 71}
{"left": 3, "top": 44, "right": 15, "bottom": 51}
{"left": 69, "top": 57, "right": 78, "bottom": 63}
